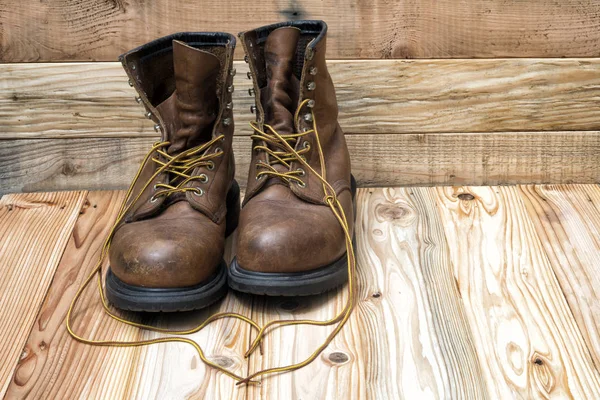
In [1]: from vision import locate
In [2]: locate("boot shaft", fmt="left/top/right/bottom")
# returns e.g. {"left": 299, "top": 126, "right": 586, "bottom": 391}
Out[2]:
{"left": 120, "top": 32, "right": 237, "bottom": 153}
{"left": 239, "top": 21, "right": 351, "bottom": 204}
{"left": 118, "top": 33, "right": 237, "bottom": 224}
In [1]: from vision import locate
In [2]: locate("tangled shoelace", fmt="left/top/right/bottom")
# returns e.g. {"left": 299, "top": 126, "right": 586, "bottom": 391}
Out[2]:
{"left": 66, "top": 98, "right": 357, "bottom": 385}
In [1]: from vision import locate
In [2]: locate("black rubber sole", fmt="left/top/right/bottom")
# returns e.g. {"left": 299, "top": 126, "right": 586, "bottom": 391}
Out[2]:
{"left": 105, "top": 261, "right": 228, "bottom": 312}
{"left": 105, "top": 180, "right": 240, "bottom": 312}
{"left": 228, "top": 253, "right": 350, "bottom": 296}
{"left": 227, "top": 175, "right": 358, "bottom": 297}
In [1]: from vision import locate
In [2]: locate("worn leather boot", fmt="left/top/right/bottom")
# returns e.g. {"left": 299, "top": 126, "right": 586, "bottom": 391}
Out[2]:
{"left": 105, "top": 33, "right": 239, "bottom": 312}
{"left": 229, "top": 21, "right": 356, "bottom": 296}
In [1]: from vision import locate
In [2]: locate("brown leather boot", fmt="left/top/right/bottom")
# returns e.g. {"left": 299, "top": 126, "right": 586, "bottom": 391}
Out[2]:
{"left": 229, "top": 21, "right": 356, "bottom": 296}
{"left": 105, "top": 33, "right": 239, "bottom": 312}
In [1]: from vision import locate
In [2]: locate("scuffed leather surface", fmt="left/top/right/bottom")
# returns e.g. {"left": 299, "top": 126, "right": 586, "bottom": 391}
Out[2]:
{"left": 237, "top": 21, "right": 354, "bottom": 273}
{"left": 110, "top": 202, "right": 225, "bottom": 287}
{"left": 110, "top": 33, "right": 236, "bottom": 288}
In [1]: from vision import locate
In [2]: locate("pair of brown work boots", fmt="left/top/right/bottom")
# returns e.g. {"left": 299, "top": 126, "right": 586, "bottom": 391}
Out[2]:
{"left": 105, "top": 20, "right": 355, "bottom": 312}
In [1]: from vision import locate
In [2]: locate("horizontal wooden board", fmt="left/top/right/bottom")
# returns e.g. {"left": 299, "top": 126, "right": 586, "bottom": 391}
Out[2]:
{"left": 2, "top": 132, "right": 600, "bottom": 195}
{"left": 1, "top": 0, "right": 600, "bottom": 61}
{"left": 1, "top": 59, "right": 600, "bottom": 138}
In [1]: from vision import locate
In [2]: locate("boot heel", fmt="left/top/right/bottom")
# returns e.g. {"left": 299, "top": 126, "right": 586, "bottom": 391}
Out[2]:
{"left": 225, "top": 180, "right": 241, "bottom": 237}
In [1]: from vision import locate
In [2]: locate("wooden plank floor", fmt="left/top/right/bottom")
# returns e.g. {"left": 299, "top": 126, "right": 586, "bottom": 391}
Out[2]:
{"left": 2, "top": 185, "right": 600, "bottom": 399}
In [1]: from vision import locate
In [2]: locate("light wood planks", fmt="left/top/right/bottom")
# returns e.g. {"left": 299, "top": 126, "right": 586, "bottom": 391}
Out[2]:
{"left": 3, "top": 132, "right": 600, "bottom": 196}
{"left": 434, "top": 186, "right": 600, "bottom": 398}
{"left": 248, "top": 188, "right": 486, "bottom": 399}
{"left": 4, "top": 191, "right": 253, "bottom": 399}
{"left": 519, "top": 184, "right": 600, "bottom": 370}
{"left": 1, "top": 0, "right": 600, "bottom": 62}
{"left": 0, "top": 191, "right": 86, "bottom": 398}
{"left": 2, "top": 185, "right": 600, "bottom": 398}
{"left": 2, "top": 59, "right": 600, "bottom": 138}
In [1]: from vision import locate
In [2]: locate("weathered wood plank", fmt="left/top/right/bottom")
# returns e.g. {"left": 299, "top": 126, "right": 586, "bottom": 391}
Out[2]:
{"left": 2, "top": 59, "right": 600, "bottom": 138}
{"left": 1, "top": 0, "right": 600, "bottom": 62}
{"left": 248, "top": 188, "right": 485, "bottom": 399}
{"left": 122, "top": 229, "right": 252, "bottom": 400}
{"left": 3, "top": 191, "right": 142, "bottom": 399}
{"left": 0, "top": 191, "right": 86, "bottom": 398}
{"left": 5, "top": 191, "right": 252, "bottom": 399}
{"left": 434, "top": 186, "right": 600, "bottom": 398}
{"left": 2, "top": 132, "right": 600, "bottom": 195}
{"left": 519, "top": 184, "right": 600, "bottom": 370}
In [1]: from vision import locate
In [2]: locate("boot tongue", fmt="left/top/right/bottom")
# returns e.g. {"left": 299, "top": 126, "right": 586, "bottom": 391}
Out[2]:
{"left": 159, "top": 40, "right": 221, "bottom": 154}
{"left": 261, "top": 27, "right": 301, "bottom": 135}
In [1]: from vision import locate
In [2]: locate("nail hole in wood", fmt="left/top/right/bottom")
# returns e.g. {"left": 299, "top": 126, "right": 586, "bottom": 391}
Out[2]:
{"left": 458, "top": 193, "right": 475, "bottom": 201}
{"left": 534, "top": 358, "right": 543, "bottom": 366}
{"left": 329, "top": 352, "right": 349, "bottom": 363}
{"left": 213, "top": 356, "right": 234, "bottom": 368}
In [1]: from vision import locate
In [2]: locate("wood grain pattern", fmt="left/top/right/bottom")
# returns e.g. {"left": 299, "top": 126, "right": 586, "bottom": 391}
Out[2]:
{"left": 0, "top": 191, "right": 86, "bottom": 398}
{"left": 434, "top": 185, "right": 600, "bottom": 398}
{"left": 3, "top": 191, "right": 144, "bottom": 399}
{"left": 122, "top": 229, "right": 253, "bottom": 400}
{"left": 2, "top": 59, "right": 600, "bottom": 138}
{"left": 1, "top": 0, "right": 600, "bottom": 62}
{"left": 519, "top": 184, "right": 600, "bottom": 370}
{"left": 3, "top": 132, "right": 600, "bottom": 196}
{"left": 248, "top": 188, "right": 486, "bottom": 399}
{"left": 4, "top": 191, "right": 253, "bottom": 399}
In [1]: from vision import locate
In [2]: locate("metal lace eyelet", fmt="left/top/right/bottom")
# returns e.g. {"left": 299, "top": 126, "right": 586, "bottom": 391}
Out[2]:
{"left": 226, "top": 102, "right": 233, "bottom": 110}
{"left": 227, "top": 85, "right": 234, "bottom": 93}
{"left": 244, "top": 55, "right": 249, "bottom": 63}
{"left": 248, "top": 88, "right": 255, "bottom": 96}
{"left": 154, "top": 124, "right": 161, "bottom": 132}
{"left": 304, "top": 113, "right": 313, "bottom": 122}
{"left": 199, "top": 174, "right": 209, "bottom": 184}
{"left": 229, "top": 68, "right": 236, "bottom": 76}
{"left": 223, "top": 117, "right": 232, "bottom": 126}
{"left": 297, "top": 168, "right": 306, "bottom": 176}
{"left": 128, "top": 80, "right": 134, "bottom": 87}
{"left": 250, "top": 105, "right": 257, "bottom": 113}
{"left": 135, "top": 96, "right": 142, "bottom": 103}
{"left": 207, "top": 161, "right": 215, "bottom": 170}
{"left": 302, "top": 141, "right": 310, "bottom": 149}
{"left": 247, "top": 71, "right": 252, "bottom": 79}
{"left": 309, "top": 66, "right": 318, "bottom": 75}
{"left": 193, "top": 188, "right": 204, "bottom": 196}
{"left": 215, "top": 147, "right": 223, "bottom": 154}
{"left": 145, "top": 111, "right": 152, "bottom": 119}
{"left": 307, "top": 99, "right": 315, "bottom": 108}
{"left": 150, "top": 195, "right": 158, "bottom": 203}
{"left": 153, "top": 184, "right": 158, "bottom": 190}
{"left": 296, "top": 180, "right": 306, "bottom": 188}
{"left": 307, "top": 81, "right": 316, "bottom": 91}
{"left": 256, "top": 173, "right": 264, "bottom": 181}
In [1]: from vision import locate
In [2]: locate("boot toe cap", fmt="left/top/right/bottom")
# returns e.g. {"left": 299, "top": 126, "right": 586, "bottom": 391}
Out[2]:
{"left": 109, "top": 218, "right": 223, "bottom": 288}
{"left": 236, "top": 203, "right": 346, "bottom": 273}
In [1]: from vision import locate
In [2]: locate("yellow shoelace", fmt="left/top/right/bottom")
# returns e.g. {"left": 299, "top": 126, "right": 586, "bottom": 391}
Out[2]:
{"left": 237, "top": 99, "right": 357, "bottom": 384}
{"left": 66, "top": 99, "right": 357, "bottom": 385}
{"left": 66, "top": 135, "right": 263, "bottom": 384}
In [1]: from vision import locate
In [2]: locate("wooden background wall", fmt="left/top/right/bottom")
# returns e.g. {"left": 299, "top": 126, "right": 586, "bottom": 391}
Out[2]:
{"left": 1, "top": 1, "right": 600, "bottom": 194}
